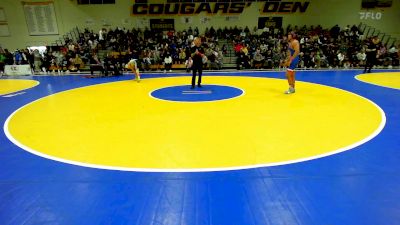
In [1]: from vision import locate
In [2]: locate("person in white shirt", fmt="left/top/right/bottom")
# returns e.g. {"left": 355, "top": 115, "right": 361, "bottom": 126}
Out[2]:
{"left": 99, "top": 28, "right": 106, "bottom": 47}
{"left": 68, "top": 43, "right": 75, "bottom": 52}
{"left": 164, "top": 53, "right": 173, "bottom": 72}
{"left": 388, "top": 45, "right": 398, "bottom": 54}
{"left": 240, "top": 29, "right": 246, "bottom": 38}
{"left": 185, "top": 57, "right": 193, "bottom": 72}
{"left": 356, "top": 51, "right": 366, "bottom": 66}
{"left": 337, "top": 51, "right": 345, "bottom": 67}
{"left": 188, "top": 34, "right": 194, "bottom": 43}
{"left": 99, "top": 28, "right": 105, "bottom": 41}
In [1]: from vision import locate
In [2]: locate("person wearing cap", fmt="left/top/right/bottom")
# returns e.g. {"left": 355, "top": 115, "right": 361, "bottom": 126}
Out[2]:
{"left": 125, "top": 59, "right": 140, "bottom": 82}
{"left": 284, "top": 32, "right": 300, "bottom": 94}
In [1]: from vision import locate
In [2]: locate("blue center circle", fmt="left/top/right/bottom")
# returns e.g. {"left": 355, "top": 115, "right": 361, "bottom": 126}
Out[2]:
{"left": 150, "top": 85, "right": 244, "bottom": 102}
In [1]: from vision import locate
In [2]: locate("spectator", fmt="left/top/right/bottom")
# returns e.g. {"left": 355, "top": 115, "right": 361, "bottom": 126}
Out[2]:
{"left": 253, "top": 49, "right": 264, "bottom": 69}
{"left": 216, "top": 49, "right": 224, "bottom": 69}
{"left": 237, "top": 48, "right": 250, "bottom": 70}
{"left": 356, "top": 50, "right": 366, "bottom": 67}
{"left": 265, "top": 49, "right": 273, "bottom": 69}
{"left": 0, "top": 50, "right": 5, "bottom": 75}
{"left": 222, "top": 44, "right": 228, "bottom": 56}
{"left": 89, "top": 52, "right": 104, "bottom": 76}
{"left": 142, "top": 50, "right": 151, "bottom": 71}
{"left": 185, "top": 56, "right": 193, "bottom": 72}
{"left": 388, "top": 45, "right": 399, "bottom": 66}
{"left": 337, "top": 51, "right": 345, "bottom": 67}
{"left": 32, "top": 49, "right": 42, "bottom": 72}
{"left": 178, "top": 48, "right": 186, "bottom": 64}
{"left": 164, "top": 53, "right": 173, "bottom": 72}
{"left": 207, "top": 50, "right": 220, "bottom": 70}
{"left": 2, "top": 49, "right": 12, "bottom": 66}
{"left": 14, "top": 50, "right": 22, "bottom": 65}
{"left": 99, "top": 28, "right": 107, "bottom": 48}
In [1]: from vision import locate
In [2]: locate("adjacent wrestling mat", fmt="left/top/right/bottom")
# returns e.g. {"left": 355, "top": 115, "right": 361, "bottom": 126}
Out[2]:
{"left": 0, "top": 70, "right": 399, "bottom": 225}
{"left": 0, "top": 79, "right": 39, "bottom": 96}
{"left": 355, "top": 72, "right": 400, "bottom": 89}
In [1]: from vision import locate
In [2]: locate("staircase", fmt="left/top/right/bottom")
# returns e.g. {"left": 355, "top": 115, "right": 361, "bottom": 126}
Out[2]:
{"left": 219, "top": 39, "right": 237, "bottom": 69}
{"left": 98, "top": 49, "right": 110, "bottom": 59}
{"left": 358, "top": 22, "right": 398, "bottom": 46}
{"left": 52, "top": 27, "right": 81, "bottom": 46}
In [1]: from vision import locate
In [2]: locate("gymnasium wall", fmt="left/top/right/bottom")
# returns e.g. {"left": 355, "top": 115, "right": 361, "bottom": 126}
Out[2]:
{"left": 0, "top": 0, "right": 398, "bottom": 50}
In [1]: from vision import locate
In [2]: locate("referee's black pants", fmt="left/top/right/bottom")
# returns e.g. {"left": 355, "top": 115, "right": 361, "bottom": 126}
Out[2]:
{"left": 191, "top": 65, "right": 202, "bottom": 87}
{"left": 364, "top": 56, "right": 375, "bottom": 73}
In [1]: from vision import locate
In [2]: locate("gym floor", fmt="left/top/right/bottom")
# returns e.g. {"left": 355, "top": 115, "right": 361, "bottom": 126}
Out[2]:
{"left": 0, "top": 69, "right": 399, "bottom": 225}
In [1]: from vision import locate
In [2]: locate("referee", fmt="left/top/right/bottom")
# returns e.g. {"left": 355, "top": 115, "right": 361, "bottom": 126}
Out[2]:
{"left": 190, "top": 37, "right": 205, "bottom": 89}
{"left": 364, "top": 36, "right": 379, "bottom": 73}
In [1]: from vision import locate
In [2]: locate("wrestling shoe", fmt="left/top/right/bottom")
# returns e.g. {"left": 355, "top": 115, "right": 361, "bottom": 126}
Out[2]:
{"left": 284, "top": 87, "right": 295, "bottom": 94}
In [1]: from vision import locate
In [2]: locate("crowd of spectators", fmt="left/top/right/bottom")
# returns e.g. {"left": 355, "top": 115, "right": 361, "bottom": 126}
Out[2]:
{"left": 232, "top": 24, "right": 399, "bottom": 70}
{"left": 0, "top": 26, "right": 224, "bottom": 75}
{"left": 0, "top": 24, "right": 399, "bottom": 75}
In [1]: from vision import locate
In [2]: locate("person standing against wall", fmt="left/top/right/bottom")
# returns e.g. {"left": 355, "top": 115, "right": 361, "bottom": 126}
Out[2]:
{"left": 190, "top": 37, "right": 205, "bottom": 89}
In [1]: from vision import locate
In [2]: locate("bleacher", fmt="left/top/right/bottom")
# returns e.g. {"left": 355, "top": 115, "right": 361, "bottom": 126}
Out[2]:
{"left": 21, "top": 24, "right": 400, "bottom": 75}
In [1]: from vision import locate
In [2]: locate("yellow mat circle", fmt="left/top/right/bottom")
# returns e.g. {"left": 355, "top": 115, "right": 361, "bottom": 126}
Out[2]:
{"left": 0, "top": 79, "right": 39, "bottom": 95}
{"left": 6, "top": 76, "right": 384, "bottom": 171}
{"left": 356, "top": 72, "right": 400, "bottom": 89}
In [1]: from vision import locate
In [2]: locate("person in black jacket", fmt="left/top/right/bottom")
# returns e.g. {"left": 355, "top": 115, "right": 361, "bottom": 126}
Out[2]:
{"left": 364, "top": 36, "right": 379, "bottom": 73}
{"left": 190, "top": 37, "right": 205, "bottom": 89}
